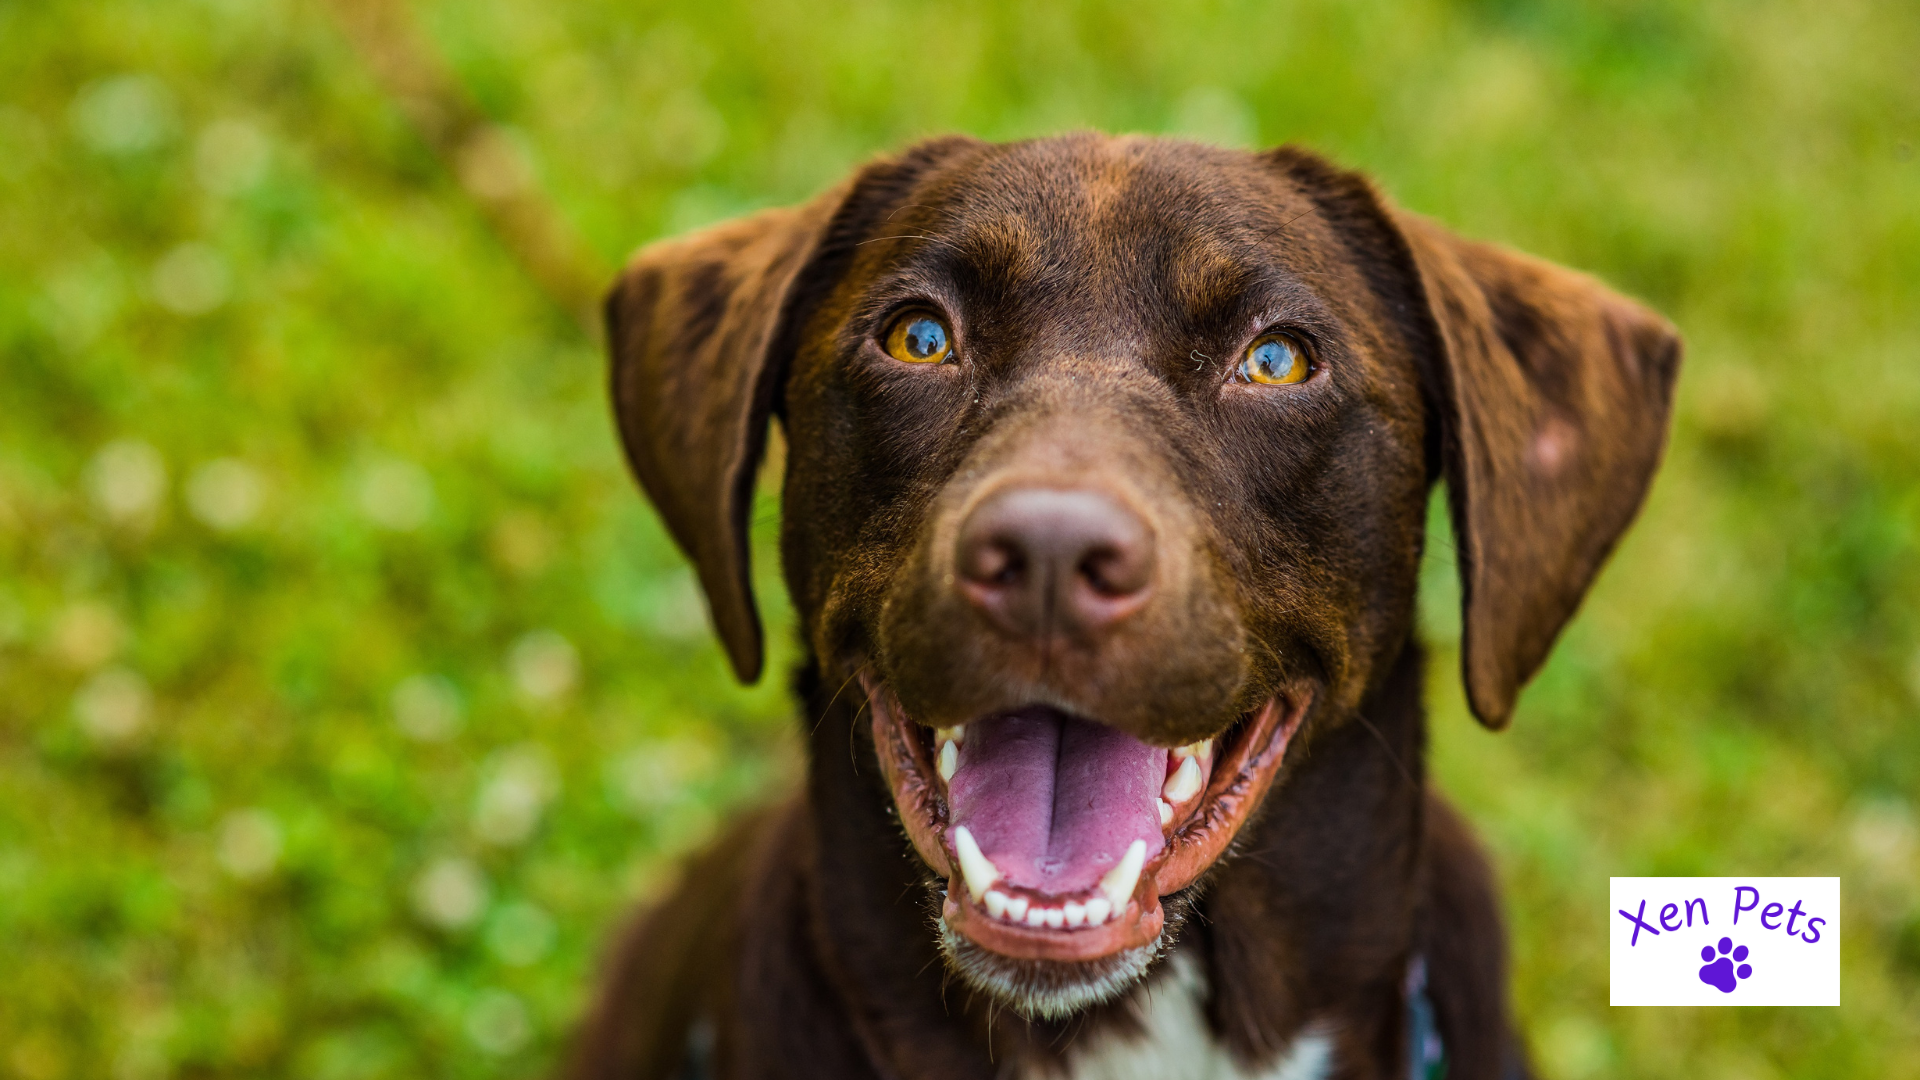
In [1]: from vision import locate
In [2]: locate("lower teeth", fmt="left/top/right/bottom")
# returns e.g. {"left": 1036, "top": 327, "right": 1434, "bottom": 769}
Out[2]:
{"left": 982, "top": 888, "right": 1116, "bottom": 927}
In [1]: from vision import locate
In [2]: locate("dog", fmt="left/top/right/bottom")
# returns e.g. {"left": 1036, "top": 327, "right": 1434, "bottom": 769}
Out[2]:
{"left": 564, "top": 133, "right": 1680, "bottom": 1080}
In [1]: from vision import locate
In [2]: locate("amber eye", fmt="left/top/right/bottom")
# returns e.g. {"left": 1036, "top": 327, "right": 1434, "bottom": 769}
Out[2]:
{"left": 1237, "top": 332, "right": 1311, "bottom": 385}
{"left": 884, "top": 312, "right": 953, "bottom": 364}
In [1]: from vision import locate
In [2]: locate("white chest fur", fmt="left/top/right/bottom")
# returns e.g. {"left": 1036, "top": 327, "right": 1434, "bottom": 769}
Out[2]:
{"left": 1037, "top": 951, "right": 1334, "bottom": 1080}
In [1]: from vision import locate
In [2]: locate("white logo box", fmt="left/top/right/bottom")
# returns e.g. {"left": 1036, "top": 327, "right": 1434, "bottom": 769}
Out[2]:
{"left": 1610, "top": 877, "right": 1840, "bottom": 1006}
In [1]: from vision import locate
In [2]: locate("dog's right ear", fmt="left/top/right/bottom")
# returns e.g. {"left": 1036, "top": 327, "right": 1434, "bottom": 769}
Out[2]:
{"left": 606, "top": 195, "right": 840, "bottom": 684}
{"left": 607, "top": 138, "right": 979, "bottom": 683}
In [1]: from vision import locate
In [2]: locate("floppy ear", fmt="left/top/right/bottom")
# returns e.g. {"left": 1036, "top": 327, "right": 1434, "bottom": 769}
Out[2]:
{"left": 607, "top": 139, "right": 979, "bottom": 683}
{"left": 606, "top": 195, "right": 841, "bottom": 684}
{"left": 1392, "top": 210, "right": 1682, "bottom": 728}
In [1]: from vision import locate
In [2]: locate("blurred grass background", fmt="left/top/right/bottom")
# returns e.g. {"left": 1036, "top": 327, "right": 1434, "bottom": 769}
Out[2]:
{"left": 1, "top": 0, "right": 1916, "bottom": 1077}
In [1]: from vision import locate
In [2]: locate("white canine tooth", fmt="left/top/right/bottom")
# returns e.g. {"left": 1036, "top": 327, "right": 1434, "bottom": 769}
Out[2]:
{"left": 1157, "top": 798, "right": 1174, "bottom": 826}
{"left": 1163, "top": 755, "right": 1203, "bottom": 803}
{"left": 1171, "top": 738, "right": 1214, "bottom": 760}
{"left": 1005, "top": 895, "right": 1029, "bottom": 922}
{"left": 951, "top": 826, "right": 1000, "bottom": 900}
{"left": 984, "top": 889, "right": 1009, "bottom": 919}
{"left": 1099, "top": 839, "right": 1147, "bottom": 912}
{"left": 1084, "top": 896, "right": 1113, "bottom": 925}
{"left": 1026, "top": 906, "right": 1047, "bottom": 927}
{"left": 937, "top": 739, "right": 958, "bottom": 782}
{"left": 934, "top": 725, "right": 965, "bottom": 745}
{"left": 1064, "top": 900, "right": 1087, "bottom": 927}
{"left": 1045, "top": 907, "right": 1065, "bottom": 928}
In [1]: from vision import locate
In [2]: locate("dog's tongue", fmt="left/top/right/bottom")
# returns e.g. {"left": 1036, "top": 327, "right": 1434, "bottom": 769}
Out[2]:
{"left": 948, "top": 707, "right": 1167, "bottom": 896}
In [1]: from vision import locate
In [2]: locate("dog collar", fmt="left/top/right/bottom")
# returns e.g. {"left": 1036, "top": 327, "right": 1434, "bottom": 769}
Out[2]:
{"left": 674, "top": 961, "right": 1449, "bottom": 1077}
{"left": 1405, "top": 955, "right": 1448, "bottom": 1080}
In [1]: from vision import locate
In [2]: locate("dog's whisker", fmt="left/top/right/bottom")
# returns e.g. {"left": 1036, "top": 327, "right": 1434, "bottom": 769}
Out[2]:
{"left": 846, "top": 695, "right": 876, "bottom": 771}
{"left": 1255, "top": 205, "right": 1320, "bottom": 245}
{"left": 1353, "top": 710, "right": 1417, "bottom": 790}
{"left": 885, "top": 203, "right": 969, "bottom": 233}
{"left": 815, "top": 661, "right": 871, "bottom": 740}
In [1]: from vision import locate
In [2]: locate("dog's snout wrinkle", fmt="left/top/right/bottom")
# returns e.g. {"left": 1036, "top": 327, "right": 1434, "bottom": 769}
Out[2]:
{"left": 954, "top": 487, "right": 1155, "bottom": 644}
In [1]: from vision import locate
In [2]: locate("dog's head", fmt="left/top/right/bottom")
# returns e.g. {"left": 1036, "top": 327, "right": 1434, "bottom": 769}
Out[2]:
{"left": 607, "top": 134, "right": 1678, "bottom": 1017}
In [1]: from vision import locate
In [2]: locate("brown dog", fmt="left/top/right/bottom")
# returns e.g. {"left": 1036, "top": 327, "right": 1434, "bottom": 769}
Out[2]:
{"left": 566, "top": 134, "right": 1679, "bottom": 1080}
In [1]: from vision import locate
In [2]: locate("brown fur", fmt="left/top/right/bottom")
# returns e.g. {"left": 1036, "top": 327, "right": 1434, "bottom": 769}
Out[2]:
{"left": 575, "top": 133, "right": 1680, "bottom": 1079}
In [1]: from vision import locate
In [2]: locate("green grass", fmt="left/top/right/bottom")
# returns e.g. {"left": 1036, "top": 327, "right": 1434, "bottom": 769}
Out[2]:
{"left": 1, "top": 0, "right": 1916, "bottom": 1077}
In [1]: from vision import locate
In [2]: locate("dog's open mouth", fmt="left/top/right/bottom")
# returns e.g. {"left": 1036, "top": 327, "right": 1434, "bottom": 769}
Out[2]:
{"left": 863, "top": 675, "right": 1309, "bottom": 963}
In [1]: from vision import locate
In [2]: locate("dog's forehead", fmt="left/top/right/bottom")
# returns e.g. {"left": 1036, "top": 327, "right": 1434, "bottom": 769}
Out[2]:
{"left": 925, "top": 135, "right": 1281, "bottom": 234}
{"left": 871, "top": 135, "right": 1322, "bottom": 309}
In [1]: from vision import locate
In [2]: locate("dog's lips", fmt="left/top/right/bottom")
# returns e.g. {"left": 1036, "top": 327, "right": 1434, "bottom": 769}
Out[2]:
{"left": 863, "top": 675, "right": 1307, "bottom": 963}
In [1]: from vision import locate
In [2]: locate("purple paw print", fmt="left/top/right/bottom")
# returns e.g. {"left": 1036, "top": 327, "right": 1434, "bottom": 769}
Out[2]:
{"left": 1698, "top": 937, "right": 1753, "bottom": 993}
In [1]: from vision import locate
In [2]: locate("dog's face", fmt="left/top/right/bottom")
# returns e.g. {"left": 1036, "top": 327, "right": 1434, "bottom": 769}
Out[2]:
{"left": 608, "top": 134, "right": 1679, "bottom": 1017}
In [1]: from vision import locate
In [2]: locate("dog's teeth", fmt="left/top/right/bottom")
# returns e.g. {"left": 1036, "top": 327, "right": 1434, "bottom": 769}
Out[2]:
{"left": 1172, "top": 738, "right": 1214, "bottom": 760}
{"left": 1045, "top": 907, "right": 1065, "bottom": 929}
{"left": 934, "top": 725, "right": 965, "bottom": 745}
{"left": 937, "top": 739, "right": 958, "bottom": 782}
{"left": 951, "top": 826, "right": 1000, "bottom": 900}
{"left": 1157, "top": 798, "right": 1174, "bottom": 826}
{"left": 1084, "top": 896, "right": 1112, "bottom": 925}
{"left": 1026, "top": 906, "right": 1047, "bottom": 927}
{"left": 1163, "top": 755, "right": 1204, "bottom": 802}
{"left": 1064, "top": 900, "right": 1087, "bottom": 927}
{"left": 1004, "top": 895, "right": 1029, "bottom": 922}
{"left": 1099, "top": 839, "right": 1147, "bottom": 912}
{"left": 984, "top": 889, "right": 1009, "bottom": 919}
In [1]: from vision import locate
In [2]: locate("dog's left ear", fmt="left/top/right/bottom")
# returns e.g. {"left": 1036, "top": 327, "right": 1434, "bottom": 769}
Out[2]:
{"left": 1271, "top": 146, "right": 1681, "bottom": 728}
{"left": 1391, "top": 209, "right": 1682, "bottom": 729}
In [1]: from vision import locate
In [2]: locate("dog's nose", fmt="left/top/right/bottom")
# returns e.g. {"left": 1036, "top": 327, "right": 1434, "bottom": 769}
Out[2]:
{"left": 954, "top": 487, "right": 1155, "bottom": 642}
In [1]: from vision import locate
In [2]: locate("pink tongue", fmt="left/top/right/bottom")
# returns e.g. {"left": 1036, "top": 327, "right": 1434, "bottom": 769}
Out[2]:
{"left": 947, "top": 707, "right": 1167, "bottom": 896}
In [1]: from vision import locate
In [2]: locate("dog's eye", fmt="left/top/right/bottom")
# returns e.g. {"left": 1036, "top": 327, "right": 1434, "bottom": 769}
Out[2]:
{"left": 884, "top": 312, "right": 953, "bottom": 364}
{"left": 1237, "top": 332, "right": 1311, "bottom": 385}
